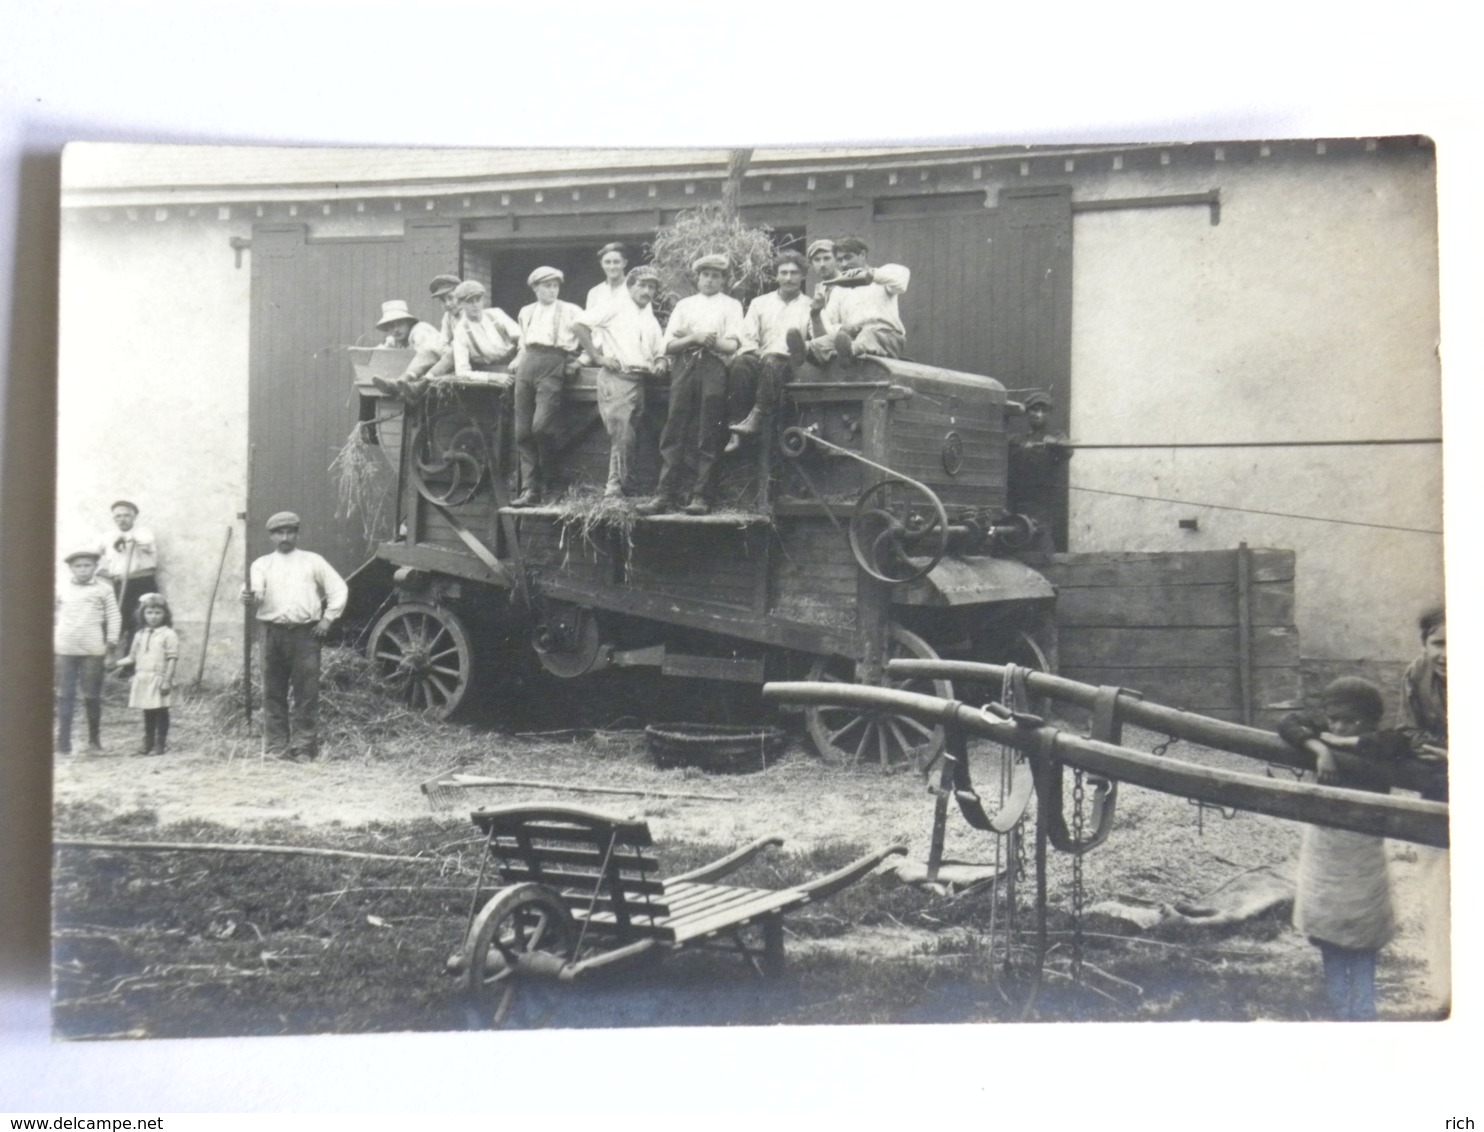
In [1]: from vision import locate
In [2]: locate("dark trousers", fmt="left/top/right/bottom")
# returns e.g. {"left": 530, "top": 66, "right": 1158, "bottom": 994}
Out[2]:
{"left": 55, "top": 654, "right": 105, "bottom": 751}
{"left": 115, "top": 572, "right": 158, "bottom": 652}
{"left": 262, "top": 622, "right": 321, "bottom": 756}
{"left": 656, "top": 350, "right": 728, "bottom": 501}
{"left": 514, "top": 346, "right": 569, "bottom": 492}
{"left": 727, "top": 353, "right": 792, "bottom": 418}
{"left": 1316, "top": 941, "right": 1378, "bottom": 1020}
{"left": 143, "top": 707, "right": 170, "bottom": 751}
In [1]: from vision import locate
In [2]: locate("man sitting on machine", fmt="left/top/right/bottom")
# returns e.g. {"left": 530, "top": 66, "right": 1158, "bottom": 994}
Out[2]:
{"left": 807, "top": 236, "right": 910, "bottom": 362}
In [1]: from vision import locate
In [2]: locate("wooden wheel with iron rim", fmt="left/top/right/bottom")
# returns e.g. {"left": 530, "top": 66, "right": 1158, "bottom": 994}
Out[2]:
{"left": 366, "top": 602, "right": 473, "bottom": 719}
{"left": 804, "top": 625, "right": 952, "bottom": 771}
{"left": 459, "top": 883, "right": 576, "bottom": 1026}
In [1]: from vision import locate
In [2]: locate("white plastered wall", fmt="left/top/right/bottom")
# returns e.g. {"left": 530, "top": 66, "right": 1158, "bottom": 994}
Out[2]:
{"left": 1067, "top": 147, "right": 1443, "bottom": 663}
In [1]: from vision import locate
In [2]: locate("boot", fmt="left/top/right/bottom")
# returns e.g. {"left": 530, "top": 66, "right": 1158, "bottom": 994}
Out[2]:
{"left": 683, "top": 496, "right": 712, "bottom": 516}
{"left": 156, "top": 711, "right": 169, "bottom": 754}
{"left": 635, "top": 495, "right": 678, "bottom": 517}
{"left": 833, "top": 329, "right": 854, "bottom": 361}
{"left": 55, "top": 700, "right": 75, "bottom": 755}
{"left": 511, "top": 485, "right": 542, "bottom": 508}
{"left": 84, "top": 699, "right": 103, "bottom": 752}
{"left": 138, "top": 712, "right": 156, "bottom": 756}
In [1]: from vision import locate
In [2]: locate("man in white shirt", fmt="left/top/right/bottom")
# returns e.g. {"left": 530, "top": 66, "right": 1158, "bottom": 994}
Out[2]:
{"left": 371, "top": 274, "right": 462, "bottom": 396}
{"left": 586, "top": 243, "right": 634, "bottom": 315}
{"left": 511, "top": 267, "right": 584, "bottom": 506}
{"left": 809, "top": 236, "right": 911, "bottom": 361}
{"left": 575, "top": 266, "right": 668, "bottom": 499}
{"left": 637, "top": 254, "right": 746, "bottom": 516}
{"left": 241, "top": 511, "right": 348, "bottom": 760}
{"left": 376, "top": 299, "right": 443, "bottom": 353}
{"left": 725, "top": 250, "right": 813, "bottom": 452}
{"left": 95, "top": 499, "right": 160, "bottom": 653}
{"left": 447, "top": 280, "right": 522, "bottom": 383}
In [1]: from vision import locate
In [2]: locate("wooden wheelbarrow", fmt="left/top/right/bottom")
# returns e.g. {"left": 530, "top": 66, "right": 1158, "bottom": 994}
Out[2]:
{"left": 446, "top": 803, "right": 907, "bottom": 1022}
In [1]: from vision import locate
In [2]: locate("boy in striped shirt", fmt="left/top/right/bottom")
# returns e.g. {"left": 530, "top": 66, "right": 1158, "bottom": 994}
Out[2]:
{"left": 55, "top": 547, "right": 121, "bottom": 753}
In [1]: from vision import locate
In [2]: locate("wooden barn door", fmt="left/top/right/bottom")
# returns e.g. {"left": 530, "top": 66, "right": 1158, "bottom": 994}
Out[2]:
{"left": 870, "top": 194, "right": 995, "bottom": 373}
{"left": 248, "top": 222, "right": 459, "bottom": 574}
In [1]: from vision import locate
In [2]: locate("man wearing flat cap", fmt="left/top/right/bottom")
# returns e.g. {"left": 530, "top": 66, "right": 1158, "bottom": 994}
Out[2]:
{"left": 511, "top": 267, "right": 584, "bottom": 506}
{"left": 1007, "top": 390, "right": 1073, "bottom": 554}
{"left": 574, "top": 265, "right": 669, "bottom": 499}
{"left": 241, "top": 512, "right": 348, "bottom": 760}
{"left": 637, "top": 254, "right": 746, "bottom": 516}
{"left": 55, "top": 546, "right": 121, "bottom": 753}
{"left": 810, "top": 236, "right": 911, "bottom": 362}
{"left": 448, "top": 280, "right": 522, "bottom": 382}
{"left": 726, "top": 250, "right": 814, "bottom": 453}
{"left": 371, "top": 274, "right": 463, "bottom": 398}
{"left": 95, "top": 499, "right": 160, "bottom": 655}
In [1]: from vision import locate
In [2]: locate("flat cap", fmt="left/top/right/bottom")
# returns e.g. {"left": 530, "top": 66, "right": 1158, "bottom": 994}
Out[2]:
{"left": 806, "top": 239, "right": 835, "bottom": 259}
{"left": 266, "top": 511, "right": 301, "bottom": 531}
{"left": 450, "top": 280, "right": 487, "bottom": 301}
{"left": 527, "top": 266, "right": 565, "bottom": 287}
{"left": 1023, "top": 390, "right": 1054, "bottom": 409}
{"left": 64, "top": 546, "right": 102, "bottom": 564}
{"left": 375, "top": 299, "right": 417, "bottom": 328}
{"left": 833, "top": 236, "right": 868, "bottom": 255}
{"left": 625, "top": 265, "right": 661, "bottom": 286}
{"left": 597, "top": 242, "right": 628, "bottom": 259}
{"left": 429, "top": 274, "right": 462, "bottom": 298}
{"left": 137, "top": 592, "right": 169, "bottom": 609}
{"left": 691, "top": 253, "right": 729, "bottom": 275}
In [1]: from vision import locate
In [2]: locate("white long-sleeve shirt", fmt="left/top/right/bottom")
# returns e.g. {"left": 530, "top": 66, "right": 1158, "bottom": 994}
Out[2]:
{"left": 98, "top": 525, "right": 158, "bottom": 578}
{"left": 248, "top": 549, "right": 348, "bottom": 626}
{"left": 586, "top": 279, "right": 632, "bottom": 314}
{"left": 518, "top": 299, "right": 584, "bottom": 352}
{"left": 822, "top": 263, "right": 911, "bottom": 336}
{"left": 452, "top": 307, "right": 522, "bottom": 374}
{"left": 741, "top": 290, "right": 814, "bottom": 356}
{"left": 576, "top": 299, "right": 665, "bottom": 373}
{"left": 663, "top": 291, "right": 745, "bottom": 353}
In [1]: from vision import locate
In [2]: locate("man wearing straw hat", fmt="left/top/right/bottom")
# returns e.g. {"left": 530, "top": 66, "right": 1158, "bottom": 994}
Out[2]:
{"left": 637, "top": 254, "right": 745, "bottom": 517}
{"left": 510, "top": 266, "right": 583, "bottom": 507}
{"left": 376, "top": 299, "right": 443, "bottom": 354}
{"left": 371, "top": 274, "right": 462, "bottom": 397}
{"left": 241, "top": 511, "right": 348, "bottom": 761}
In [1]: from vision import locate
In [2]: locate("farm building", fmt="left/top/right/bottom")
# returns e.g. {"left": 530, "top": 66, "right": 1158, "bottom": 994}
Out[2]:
{"left": 56, "top": 139, "right": 1443, "bottom": 716}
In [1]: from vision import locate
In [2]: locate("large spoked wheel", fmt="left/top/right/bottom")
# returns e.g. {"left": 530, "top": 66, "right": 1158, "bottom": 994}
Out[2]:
{"left": 366, "top": 602, "right": 473, "bottom": 719}
{"left": 849, "top": 478, "right": 950, "bottom": 584}
{"left": 460, "top": 884, "right": 576, "bottom": 1026}
{"left": 804, "top": 625, "right": 952, "bottom": 771}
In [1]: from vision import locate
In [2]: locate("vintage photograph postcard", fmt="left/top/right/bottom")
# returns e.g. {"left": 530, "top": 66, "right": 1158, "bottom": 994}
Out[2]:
{"left": 51, "top": 140, "right": 1447, "bottom": 1039}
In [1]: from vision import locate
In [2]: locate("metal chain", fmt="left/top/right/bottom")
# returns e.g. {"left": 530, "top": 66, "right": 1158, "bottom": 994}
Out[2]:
{"left": 1151, "top": 734, "right": 1180, "bottom": 758}
{"left": 1071, "top": 768, "right": 1086, "bottom": 984}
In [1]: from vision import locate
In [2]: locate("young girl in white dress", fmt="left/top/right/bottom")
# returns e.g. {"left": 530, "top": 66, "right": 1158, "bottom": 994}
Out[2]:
{"left": 116, "top": 593, "right": 179, "bottom": 755}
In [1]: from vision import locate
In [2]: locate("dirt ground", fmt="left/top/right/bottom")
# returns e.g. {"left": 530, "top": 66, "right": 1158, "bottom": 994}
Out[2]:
{"left": 51, "top": 679, "right": 1451, "bottom": 1031}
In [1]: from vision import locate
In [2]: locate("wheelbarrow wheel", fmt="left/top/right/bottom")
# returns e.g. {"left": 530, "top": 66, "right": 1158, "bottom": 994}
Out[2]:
{"left": 461, "top": 884, "right": 576, "bottom": 1026}
{"left": 366, "top": 602, "right": 473, "bottom": 719}
{"left": 804, "top": 625, "right": 951, "bottom": 771}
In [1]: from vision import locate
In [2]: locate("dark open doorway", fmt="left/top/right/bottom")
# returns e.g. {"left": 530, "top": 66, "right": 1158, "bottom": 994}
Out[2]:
{"left": 463, "top": 236, "right": 655, "bottom": 318}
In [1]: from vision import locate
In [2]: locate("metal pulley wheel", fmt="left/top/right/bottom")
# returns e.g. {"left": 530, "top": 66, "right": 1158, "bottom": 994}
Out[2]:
{"left": 532, "top": 603, "right": 603, "bottom": 678}
{"left": 849, "top": 478, "right": 950, "bottom": 584}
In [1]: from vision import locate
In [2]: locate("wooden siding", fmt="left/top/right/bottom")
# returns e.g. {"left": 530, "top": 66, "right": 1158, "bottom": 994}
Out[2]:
{"left": 249, "top": 222, "right": 459, "bottom": 574}
{"left": 1041, "top": 549, "right": 1301, "bottom": 725}
{"left": 627, "top": 526, "right": 761, "bottom": 611}
{"left": 769, "top": 519, "right": 860, "bottom": 631}
{"left": 873, "top": 206, "right": 995, "bottom": 375}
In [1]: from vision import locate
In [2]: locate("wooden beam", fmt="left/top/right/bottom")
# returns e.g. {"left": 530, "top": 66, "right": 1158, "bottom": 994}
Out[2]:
{"left": 762, "top": 683, "right": 1448, "bottom": 847}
